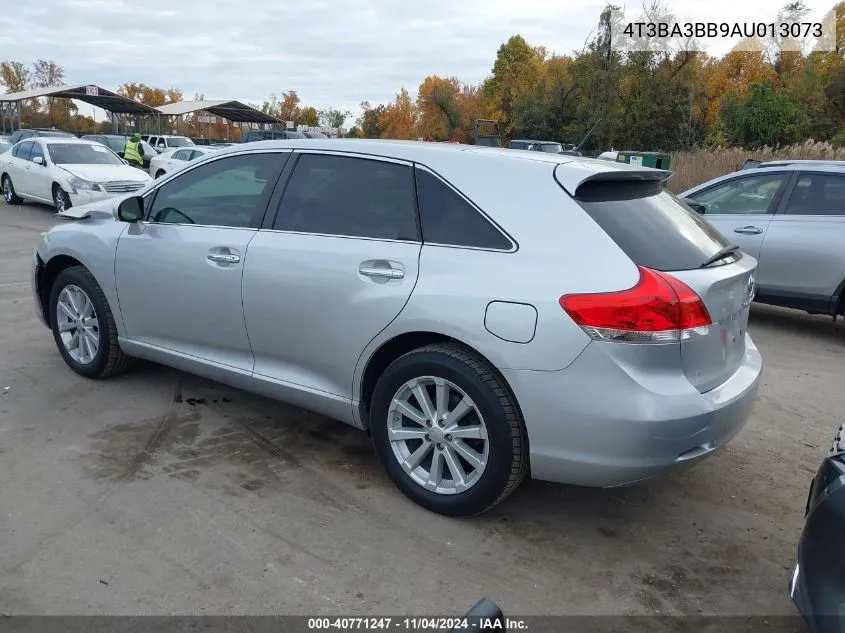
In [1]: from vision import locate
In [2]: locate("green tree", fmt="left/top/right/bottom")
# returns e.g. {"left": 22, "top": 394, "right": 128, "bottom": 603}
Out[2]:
{"left": 723, "top": 80, "right": 808, "bottom": 147}
{"left": 482, "top": 35, "right": 546, "bottom": 137}
{"left": 358, "top": 101, "right": 386, "bottom": 138}
{"left": 0, "top": 61, "right": 30, "bottom": 93}
{"left": 319, "top": 107, "right": 351, "bottom": 129}
{"left": 297, "top": 106, "right": 319, "bottom": 126}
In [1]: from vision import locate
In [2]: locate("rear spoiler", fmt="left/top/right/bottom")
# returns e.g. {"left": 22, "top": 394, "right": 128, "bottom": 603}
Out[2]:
{"left": 553, "top": 161, "right": 673, "bottom": 197}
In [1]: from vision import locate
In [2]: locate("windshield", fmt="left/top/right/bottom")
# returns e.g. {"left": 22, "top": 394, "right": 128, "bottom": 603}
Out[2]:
{"left": 48, "top": 143, "right": 124, "bottom": 165}
{"left": 167, "top": 137, "right": 194, "bottom": 147}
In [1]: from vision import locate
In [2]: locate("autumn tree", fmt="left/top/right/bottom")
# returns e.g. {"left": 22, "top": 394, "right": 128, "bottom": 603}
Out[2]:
{"left": 416, "top": 75, "right": 462, "bottom": 139}
{"left": 358, "top": 101, "right": 386, "bottom": 138}
{"left": 297, "top": 106, "right": 319, "bottom": 126}
{"left": 0, "top": 61, "right": 30, "bottom": 93}
{"left": 378, "top": 88, "right": 418, "bottom": 139}
{"left": 118, "top": 82, "right": 182, "bottom": 107}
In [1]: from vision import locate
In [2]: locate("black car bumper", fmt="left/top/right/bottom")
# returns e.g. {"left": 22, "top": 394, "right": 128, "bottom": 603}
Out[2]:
{"left": 791, "top": 424, "right": 845, "bottom": 633}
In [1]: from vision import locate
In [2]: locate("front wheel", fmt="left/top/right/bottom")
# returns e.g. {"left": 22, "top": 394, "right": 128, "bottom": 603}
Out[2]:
{"left": 52, "top": 184, "right": 72, "bottom": 213}
{"left": 49, "top": 266, "right": 133, "bottom": 379}
{"left": 370, "top": 343, "right": 528, "bottom": 516}
{"left": 2, "top": 175, "right": 23, "bottom": 204}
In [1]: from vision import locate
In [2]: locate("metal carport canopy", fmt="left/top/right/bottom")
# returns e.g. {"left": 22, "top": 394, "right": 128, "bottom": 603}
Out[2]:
{"left": 0, "top": 84, "right": 158, "bottom": 114}
{"left": 155, "top": 100, "right": 281, "bottom": 124}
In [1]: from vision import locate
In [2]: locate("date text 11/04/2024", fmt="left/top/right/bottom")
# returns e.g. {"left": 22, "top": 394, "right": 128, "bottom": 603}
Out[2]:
{"left": 307, "top": 617, "right": 528, "bottom": 630}
{"left": 621, "top": 21, "right": 824, "bottom": 39}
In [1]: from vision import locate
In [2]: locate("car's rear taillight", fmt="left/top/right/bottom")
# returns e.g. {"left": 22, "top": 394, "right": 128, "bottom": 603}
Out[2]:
{"left": 559, "top": 266, "right": 712, "bottom": 343}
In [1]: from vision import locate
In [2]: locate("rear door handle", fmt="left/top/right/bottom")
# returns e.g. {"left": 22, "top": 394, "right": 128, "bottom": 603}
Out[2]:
{"left": 207, "top": 253, "right": 240, "bottom": 263}
{"left": 359, "top": 266, "right": 404, "bottom": 279}
{"left": 733, "top": 226, "right": 763, "bottom": 235}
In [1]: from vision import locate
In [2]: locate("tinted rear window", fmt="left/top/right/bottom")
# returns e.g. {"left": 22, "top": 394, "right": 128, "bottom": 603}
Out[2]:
{"left": 573, "top": 179, "right": 732, "bottom": 272}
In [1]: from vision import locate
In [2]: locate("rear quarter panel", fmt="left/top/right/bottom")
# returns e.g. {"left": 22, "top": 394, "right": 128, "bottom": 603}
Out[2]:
{"left": 353, "top": 153, "right": 641, "bottom": 400}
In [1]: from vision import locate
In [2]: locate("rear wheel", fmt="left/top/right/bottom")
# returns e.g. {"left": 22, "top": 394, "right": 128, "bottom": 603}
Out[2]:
{"left": 2, "top": 175, "right": 22, "bottom": 204}
{"left": 370, "top": 343, "right": 528, "bottom": 516}
{"left": 52, "top": 184, "right": 71, "bottom": 213}
{"left": 49, "top": 266, "right": 132, "bottom": 379}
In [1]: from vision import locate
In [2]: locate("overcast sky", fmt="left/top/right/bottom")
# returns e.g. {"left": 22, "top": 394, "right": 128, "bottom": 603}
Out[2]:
{"left": 0, "top": 0, "right": 837, "bottom": 124}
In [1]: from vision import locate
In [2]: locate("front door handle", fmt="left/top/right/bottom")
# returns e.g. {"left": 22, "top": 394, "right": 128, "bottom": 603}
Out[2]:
{"left": 359, "top": 266, "right": 404, "bottom": 279}
{"left": 734, "top": 226, "right": 763, "bottom": 235}
{"left": 207, "top": 253, "right": 240, "bottom": 264}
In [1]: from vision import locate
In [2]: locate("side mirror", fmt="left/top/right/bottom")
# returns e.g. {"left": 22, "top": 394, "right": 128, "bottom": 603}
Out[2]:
{"left": 33, "top": 156, "right": 44, "bottom": 165}
{"left": 117, "top": 196, "right": 144, "bottom": 223}
{"left": 682, "top": 197, "right": 706, "bottom": 214}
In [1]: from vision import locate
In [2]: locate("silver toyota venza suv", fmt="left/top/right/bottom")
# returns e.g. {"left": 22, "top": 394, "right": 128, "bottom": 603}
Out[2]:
{"left": 31, "top": 140, "right": 763, "bottom": 516}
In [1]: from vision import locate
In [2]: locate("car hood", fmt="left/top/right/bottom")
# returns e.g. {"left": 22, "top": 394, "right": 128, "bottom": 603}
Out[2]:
{"left": 58, "top": 164, "right": 151, "bottom": 183}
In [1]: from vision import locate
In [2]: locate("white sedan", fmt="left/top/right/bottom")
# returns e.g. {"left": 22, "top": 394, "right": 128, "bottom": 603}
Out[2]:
{"left": 149, "top": 146, "right": 220, "bottom": 179}
{"left": 1, "top": 137, "right": 152, "bottom": 212}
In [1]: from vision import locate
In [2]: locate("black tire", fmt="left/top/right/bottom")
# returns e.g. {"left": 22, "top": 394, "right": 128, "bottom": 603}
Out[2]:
{"left": 52, "top": 184, "right": 72, "bottom": 213}
{"left": 370, "top": 343, "right": 528, "bottom": 517}
{"left": 49, "top": 266, "right": 133, "bottom": 379}
{"left": 2, "top": 174, "right": 23, "bottom": 205}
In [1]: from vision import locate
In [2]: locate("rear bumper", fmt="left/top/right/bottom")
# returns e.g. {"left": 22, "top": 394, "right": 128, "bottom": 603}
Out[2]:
{"left": 504, "top": 334, "right": 763, "bottom": 487}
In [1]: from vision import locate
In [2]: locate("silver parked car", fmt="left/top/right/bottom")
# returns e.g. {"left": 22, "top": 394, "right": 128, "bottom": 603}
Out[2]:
{"left": 31, "top": 140, "right": 763, "bottom": 516}
{"left": 681, "top": 162, "right": 845, "bottom": 319}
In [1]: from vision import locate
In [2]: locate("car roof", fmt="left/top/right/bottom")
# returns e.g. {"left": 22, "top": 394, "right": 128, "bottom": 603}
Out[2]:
{"left": 511, "top": 139, "right": 560, "bottom": 144}
{"left": 210, "top": 139, "right": 669, "bottom": 194}
{"left": 756, "top": 159, "right": 845, "bottom": 167}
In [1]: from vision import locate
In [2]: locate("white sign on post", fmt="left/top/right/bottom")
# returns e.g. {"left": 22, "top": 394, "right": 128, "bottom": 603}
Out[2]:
{"left": 85, "top": 85, "right": 99, "bottom": 96}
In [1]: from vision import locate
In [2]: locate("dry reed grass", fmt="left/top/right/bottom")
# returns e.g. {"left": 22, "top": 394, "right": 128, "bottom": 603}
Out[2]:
{"left": 668, "top": 141, "right": 845, "bottom": 193}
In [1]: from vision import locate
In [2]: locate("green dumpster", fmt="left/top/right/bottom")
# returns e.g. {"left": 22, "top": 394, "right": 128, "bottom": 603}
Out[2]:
{"left": 615, "top": 151, "right": 671, "bottom": 170}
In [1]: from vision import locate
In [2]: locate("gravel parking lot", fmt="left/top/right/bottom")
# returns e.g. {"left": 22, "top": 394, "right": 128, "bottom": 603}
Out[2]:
{"left": 0, "top": 198, "right": 843, "bottom": 617}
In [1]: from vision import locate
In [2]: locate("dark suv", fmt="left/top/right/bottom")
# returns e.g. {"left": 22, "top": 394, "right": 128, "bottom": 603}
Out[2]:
{"left": 81, "top": 134, "right": 129, "bottom": 155}
{"left": 9, "top": 128, "right": 75, "bottom": 144}
{"left": 241, "top": 130, "right": 306, "bottom": 142}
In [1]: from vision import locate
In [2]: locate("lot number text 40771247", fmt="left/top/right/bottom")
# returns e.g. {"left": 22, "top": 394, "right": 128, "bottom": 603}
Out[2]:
{"left": 307, "top": 617, "right": 528, "bottom": 630}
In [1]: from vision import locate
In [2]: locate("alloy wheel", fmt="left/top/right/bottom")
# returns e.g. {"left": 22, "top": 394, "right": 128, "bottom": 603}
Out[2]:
{"left": 54, "top": 188, "right": 67, "bottom": 213}
{"left": 56, "top": 284, "right": 100, "bottom": 365}
{"left": 3, "top": 178, "right": 11, "bottom": 203}
{"left": 387, "top": 376, "right": 489, "bottom": 495}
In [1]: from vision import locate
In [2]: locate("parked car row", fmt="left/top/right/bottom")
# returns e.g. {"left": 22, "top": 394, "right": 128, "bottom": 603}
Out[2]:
{"left": 148, "top": 145, "right": 221, "bottom": 178}
{"left": 1, "top": 137, "right": 151, "bottom": 212}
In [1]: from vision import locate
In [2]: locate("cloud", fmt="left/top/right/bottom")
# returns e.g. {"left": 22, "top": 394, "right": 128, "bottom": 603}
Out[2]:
{"left": 1, "top": 0, "right": 837, "bottom": 124}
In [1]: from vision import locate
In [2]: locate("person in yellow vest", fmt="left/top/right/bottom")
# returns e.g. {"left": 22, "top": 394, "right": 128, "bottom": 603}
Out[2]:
{"left": 123, "top": 132, "right": 145, "bottom": 169}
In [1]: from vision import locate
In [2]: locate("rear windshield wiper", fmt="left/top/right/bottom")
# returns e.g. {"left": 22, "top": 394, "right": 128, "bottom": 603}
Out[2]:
{"left": 700, "top": 244, "right": 740, "bottom": 268}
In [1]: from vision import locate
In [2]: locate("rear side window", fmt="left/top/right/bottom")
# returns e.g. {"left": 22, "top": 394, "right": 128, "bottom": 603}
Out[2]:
{"left": 784, "top": 173, "right": 845, "bottom": 216}
{"left": 274, "top": 153, "right": 418, "bottom": 241}
{"left": 573, "top": 179, "right": 732, "bottom": 272}
{"left": 415, "top": 168, "right": 512, "bottom": 250}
